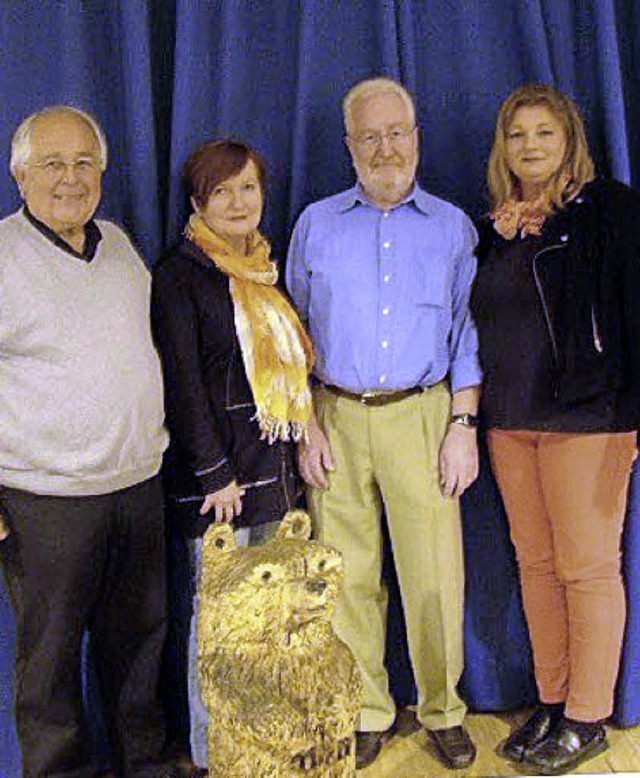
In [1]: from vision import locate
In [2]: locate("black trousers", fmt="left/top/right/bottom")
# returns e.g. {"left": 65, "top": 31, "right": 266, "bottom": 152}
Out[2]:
{"left": 0, "top": 477, "right": 167, "bottom": 778}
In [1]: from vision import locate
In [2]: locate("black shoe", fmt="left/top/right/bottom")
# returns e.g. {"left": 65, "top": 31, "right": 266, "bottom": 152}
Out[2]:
{"left": 523, "top": 718, "right": 607, "bottom": 775}
{"left": 355, "top": 730, "right": 392, "bottom": 770}
{"left": 429, "top": 725, "right": 477, "bottom": 769}
{"left": 499, "top": 705, "right": 559, "bottom": 762}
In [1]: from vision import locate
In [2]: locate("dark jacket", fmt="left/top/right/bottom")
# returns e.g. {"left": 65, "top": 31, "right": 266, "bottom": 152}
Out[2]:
{"left": 151, "top": 239, "right": 300, "bottom": 534}
{"left": 474, "top": 178, "right": 640, "bottom": 429}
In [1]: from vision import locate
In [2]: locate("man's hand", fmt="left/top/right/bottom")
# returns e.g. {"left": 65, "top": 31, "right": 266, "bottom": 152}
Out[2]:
{"left": 200, "top": 480, "right": 246, "bottom": 523}
{"left": 439, "top": 423, "right": 479, "bottom": 499}
{"left": 298, "top": 411, "right": 335, "bottom": 490}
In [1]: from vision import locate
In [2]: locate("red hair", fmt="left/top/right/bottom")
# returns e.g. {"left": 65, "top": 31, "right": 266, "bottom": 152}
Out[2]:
{"left": 183, "top": 139, "right": 266, "bottom": 208}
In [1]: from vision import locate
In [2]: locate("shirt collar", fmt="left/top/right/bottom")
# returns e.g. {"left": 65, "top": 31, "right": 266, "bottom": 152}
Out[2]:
{"left": 338, "top": 181, "right": 430, "bottom": 215}
{"left": 23, "top": 205, "right": 102, "bottom": 262}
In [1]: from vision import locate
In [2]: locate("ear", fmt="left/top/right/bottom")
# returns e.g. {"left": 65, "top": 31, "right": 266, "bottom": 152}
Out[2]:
{"left": 276, "top": 510, "right": 312, "bottom": 541}
{"left": 13, "top": 167, "right": 27, "bottom": 199}
{"left": 202, "top": 523, "right": 237, "bottom": 564}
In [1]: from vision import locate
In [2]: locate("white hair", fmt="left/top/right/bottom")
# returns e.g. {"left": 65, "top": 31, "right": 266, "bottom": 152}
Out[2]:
{"left": 10, "top": 105, "right": 108, "bottom": 177}
{"left": 342, "top": 77, "right": 416, "bottom": 135}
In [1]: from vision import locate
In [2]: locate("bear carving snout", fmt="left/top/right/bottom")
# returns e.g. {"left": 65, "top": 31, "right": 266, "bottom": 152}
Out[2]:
{"left": 306, "top": 579, "right": 328, "bottom": 595}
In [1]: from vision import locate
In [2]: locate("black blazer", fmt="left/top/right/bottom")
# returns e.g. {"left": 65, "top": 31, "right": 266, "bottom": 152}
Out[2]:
{"left": 151, "top": 239, "right": 300, "bottom": 532}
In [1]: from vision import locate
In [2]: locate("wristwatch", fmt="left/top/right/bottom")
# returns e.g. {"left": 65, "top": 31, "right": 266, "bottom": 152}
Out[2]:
{"left": 450, "top": 413, "right": 479, "bottom": 428}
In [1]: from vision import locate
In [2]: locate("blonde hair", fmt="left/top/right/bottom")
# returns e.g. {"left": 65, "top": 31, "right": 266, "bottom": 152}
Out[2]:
{"left": 10, "top": 105, "right": 108, "bottom": 178}
{"left": 342, "top": 77, "right": 416, "bottom": 135}
{"left": 487, "top": 83, "right": 594, "bottom": 209}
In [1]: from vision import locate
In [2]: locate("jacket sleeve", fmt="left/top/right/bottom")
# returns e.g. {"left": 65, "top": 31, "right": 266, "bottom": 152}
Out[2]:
{"left": 608, "top": 182, "right": 640, "bottom": 395}
{"left": 151, "top": 258, "right": 235, "bottom": 495}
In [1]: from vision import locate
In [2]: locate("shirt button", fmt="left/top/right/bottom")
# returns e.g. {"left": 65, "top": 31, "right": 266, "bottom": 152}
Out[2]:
{"left": 379, "top": 375, "right": 387, "bottom": 384}
{"left": 383, "top": 274, "right": 391, "bottom": 283}
{"left": 560, "top": 234, "right": 569, "bottom": 242}
{"left": 381, "top": 340, "right": 388, "bottom": 349}
{"left": 383, "top": 211, "right": 389, "bottom": 218}
{"left": 382, "top": 241, "right": 391, "bottom": 249}
{"left": 382, "top": 307, "right": 390, "bottom": 315}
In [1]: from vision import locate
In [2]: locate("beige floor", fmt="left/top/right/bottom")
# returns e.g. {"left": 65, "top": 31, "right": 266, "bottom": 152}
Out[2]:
{"left": 360, "top": 708, "right": 640, "bottom": 777}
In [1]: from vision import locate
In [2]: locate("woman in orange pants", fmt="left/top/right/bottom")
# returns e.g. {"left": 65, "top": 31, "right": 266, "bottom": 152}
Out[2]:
{"left": 471, "top": 84, "right": 640, "bottom": 775}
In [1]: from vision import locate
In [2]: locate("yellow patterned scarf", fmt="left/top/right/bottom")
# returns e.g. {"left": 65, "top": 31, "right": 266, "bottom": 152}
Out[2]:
{"left": 186, "top": 212, "right": 314, "bottom": 443}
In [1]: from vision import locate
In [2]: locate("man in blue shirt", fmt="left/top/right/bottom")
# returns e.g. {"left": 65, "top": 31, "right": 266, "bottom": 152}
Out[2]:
{"left": 286, "top": 77, "right": 481, "bottom": 770}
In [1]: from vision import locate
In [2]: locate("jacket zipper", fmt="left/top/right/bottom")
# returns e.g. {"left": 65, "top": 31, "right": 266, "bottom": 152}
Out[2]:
{"left": 531, "top": 243, "right": 566, "bottom": 367}
{"left": 226, "top": 339, "right": 236, "bottom": 408}
{"left": 591, "top": 305, "right": 603, "bottom": 353}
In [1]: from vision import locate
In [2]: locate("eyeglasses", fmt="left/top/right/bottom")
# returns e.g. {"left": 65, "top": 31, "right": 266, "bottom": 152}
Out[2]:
{"left": 351, "top": 125, "right": 416, "bottom": 147}
{"left": 25, "top": 157, "right": 101, "bottom": 177}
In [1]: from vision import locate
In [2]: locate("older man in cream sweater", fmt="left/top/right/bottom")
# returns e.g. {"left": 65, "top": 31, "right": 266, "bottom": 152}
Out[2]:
{"left": 0, "top": 105, "right": 170, "bottom": 778}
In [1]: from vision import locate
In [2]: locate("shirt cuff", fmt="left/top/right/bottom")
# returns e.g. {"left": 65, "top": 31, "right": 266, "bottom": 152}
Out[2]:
{"left": 450, "top": 356, "right": 482, "bottom": 395}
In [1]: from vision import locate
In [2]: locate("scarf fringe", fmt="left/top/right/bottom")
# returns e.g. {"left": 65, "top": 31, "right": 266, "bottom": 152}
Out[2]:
{"left": 254, "top": 409, "right": 308, "bottom": 445}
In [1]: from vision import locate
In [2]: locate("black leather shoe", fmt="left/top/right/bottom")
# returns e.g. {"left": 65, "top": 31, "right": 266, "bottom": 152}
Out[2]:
{"left": 499, "top": 706, "right": 557, "bottom": 762}
{"left": 356, "top": 730, "right": 391, "bottom": 770}
{"left": 523, "top": 719, "right": 607, "bottom": 775}
{"left": 429, "top": 725, "right": 477, "bottom": 769}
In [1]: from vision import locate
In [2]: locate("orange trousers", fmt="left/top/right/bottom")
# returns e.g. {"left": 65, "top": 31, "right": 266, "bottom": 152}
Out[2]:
{"left": 487, "top": 429, "right": 637, "bottom": 721}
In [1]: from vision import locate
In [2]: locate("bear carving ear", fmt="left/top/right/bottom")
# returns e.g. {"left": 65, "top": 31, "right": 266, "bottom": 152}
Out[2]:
{"left": 276, "top": 510, "right": 312, "bottom": 540}
{"left": 202, "top": 523, "right": 237, "bottom": 560}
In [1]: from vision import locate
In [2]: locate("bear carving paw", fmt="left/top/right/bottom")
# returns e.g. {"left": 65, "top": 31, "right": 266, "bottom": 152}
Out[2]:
{"left": 291, "top": 747, "right": 322, "bottom": 771}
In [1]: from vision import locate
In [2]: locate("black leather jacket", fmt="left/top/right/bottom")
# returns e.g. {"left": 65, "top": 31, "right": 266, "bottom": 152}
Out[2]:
{"left": 475, "top": 178, "right": 640, "bottom": 429}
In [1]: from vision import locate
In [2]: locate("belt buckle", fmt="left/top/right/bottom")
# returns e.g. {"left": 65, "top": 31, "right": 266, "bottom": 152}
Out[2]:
{"left": 360, "top": 390, "right": 378, "bottom": 404}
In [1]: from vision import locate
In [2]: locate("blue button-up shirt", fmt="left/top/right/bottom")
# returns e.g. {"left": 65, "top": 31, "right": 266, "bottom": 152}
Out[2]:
{"left": 286, "top": 183, "right": 481, "bottom": 393}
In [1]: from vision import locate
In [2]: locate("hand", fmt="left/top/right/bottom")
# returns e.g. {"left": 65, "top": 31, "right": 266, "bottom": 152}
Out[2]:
{"left": 439, "top": 423, "right": 479, "bottom": 499}
{"left": 200, "top": 480, "right": 246, "bottom": 523}
{"left": 0, "top": 513, "right": 9, "bottom": 541}
{"left": 298, "top": 411, "right": 335, "bottom": 490}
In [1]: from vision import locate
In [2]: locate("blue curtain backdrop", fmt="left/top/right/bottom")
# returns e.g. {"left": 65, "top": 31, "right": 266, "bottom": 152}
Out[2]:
{"left": 3, "top": 1, "right": 640, "bottom": 773}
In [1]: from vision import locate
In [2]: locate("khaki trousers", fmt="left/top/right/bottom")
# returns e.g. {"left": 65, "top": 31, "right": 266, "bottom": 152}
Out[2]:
{"left": 309, "top": 383, "right": 466, "bottom": 731}
{"left": 488, "top": 429, "right": 637, "bottom": 721}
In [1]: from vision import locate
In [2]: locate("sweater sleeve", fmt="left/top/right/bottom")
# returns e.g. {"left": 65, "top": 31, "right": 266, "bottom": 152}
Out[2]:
{"left": 151, "top": 257, "right": 235, "bottom": 495}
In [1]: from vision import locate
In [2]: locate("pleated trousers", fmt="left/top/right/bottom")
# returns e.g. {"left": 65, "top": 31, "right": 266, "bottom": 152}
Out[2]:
{"left": 309, "top": 382, "right": 467, "bottom": 732}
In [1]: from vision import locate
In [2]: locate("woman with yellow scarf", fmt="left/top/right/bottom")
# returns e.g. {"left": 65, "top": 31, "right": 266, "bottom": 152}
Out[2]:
{"left": 151, "top": 140, "right": 313, "bottom": 775}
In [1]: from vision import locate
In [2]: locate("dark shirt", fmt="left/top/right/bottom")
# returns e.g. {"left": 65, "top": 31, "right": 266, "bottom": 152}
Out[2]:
{"left": 23, "top": 206, "right": 102, "bottom": 261}
{"left": 472, "top": 234, "right": 616, "bottom": 431}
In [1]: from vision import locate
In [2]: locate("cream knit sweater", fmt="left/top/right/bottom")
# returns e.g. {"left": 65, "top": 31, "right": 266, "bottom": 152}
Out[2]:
{"left": 0, "top": 211, "right": 168, "bottom": 495}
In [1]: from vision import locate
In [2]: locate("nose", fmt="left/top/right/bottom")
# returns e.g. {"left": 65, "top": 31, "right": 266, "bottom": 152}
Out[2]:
{"left": 60, "top": 162, "right": 79, "bottom": 184}
{"left": 306, "top": 579, "right": 327, "bottom": 595}
{"left": 377, "top": 133, "right": 394, "bottom": 155}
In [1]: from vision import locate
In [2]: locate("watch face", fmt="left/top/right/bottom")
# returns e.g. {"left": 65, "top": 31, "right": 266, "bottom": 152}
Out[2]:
{"left": 451, "top": 413, "right": 478, "bottom": 427}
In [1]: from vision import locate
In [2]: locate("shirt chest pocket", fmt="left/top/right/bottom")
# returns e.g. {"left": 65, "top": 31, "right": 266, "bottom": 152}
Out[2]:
{"left": 409, "top": 258, "right": 450, "bottom": 309}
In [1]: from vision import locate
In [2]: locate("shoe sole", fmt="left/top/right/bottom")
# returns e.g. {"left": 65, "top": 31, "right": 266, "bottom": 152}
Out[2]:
{"left": 525, "top": 737, "right": 608, "bottom": 775}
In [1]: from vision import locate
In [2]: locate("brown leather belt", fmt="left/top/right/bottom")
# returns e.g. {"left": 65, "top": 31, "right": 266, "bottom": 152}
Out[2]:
{"left": 323, "top": 383, "right": 423, "bottom": 407}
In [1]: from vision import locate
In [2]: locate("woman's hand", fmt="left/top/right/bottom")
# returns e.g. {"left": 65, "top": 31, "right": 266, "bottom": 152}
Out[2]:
{"left": 200, "top": 480, "right": 246, "bottom": 523}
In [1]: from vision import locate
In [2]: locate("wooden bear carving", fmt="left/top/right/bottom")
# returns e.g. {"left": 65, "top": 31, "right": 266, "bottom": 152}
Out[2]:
{"left": 198, "top": 510, "right": 362, "bottom": 777}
